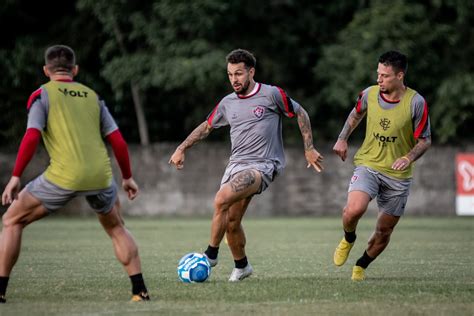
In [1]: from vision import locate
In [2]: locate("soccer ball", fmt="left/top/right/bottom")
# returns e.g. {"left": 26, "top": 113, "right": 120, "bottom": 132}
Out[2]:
{"left": 177, "top": 252, "right": 211, "bottom": 283}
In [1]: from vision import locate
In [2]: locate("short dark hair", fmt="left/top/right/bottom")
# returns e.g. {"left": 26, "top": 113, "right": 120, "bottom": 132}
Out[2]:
{"left": 44, "top": 45, "right": 76, "bottom": 73}
{"left": 378, "top": 51, "right": 408, "bottom": 74}
{"left": 226, "top": 49, "right": 256, "bottom": 69}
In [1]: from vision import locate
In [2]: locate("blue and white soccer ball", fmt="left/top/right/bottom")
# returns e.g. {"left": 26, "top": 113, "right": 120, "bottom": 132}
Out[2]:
{"left": 177, "top": 252, "right": 211, "bottom": 283}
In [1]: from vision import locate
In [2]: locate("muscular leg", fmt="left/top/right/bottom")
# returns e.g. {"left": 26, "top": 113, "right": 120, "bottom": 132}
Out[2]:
{"left": 0, "top": 190, "right": 48, "bottom": 277}
{"left": 334, "top": 190, "right": 371, "bottom": 267}
{"left": 97, "top": 199, "right": 141, "bottom": 276}
{"left": 342, "top": 190, "right": 371, "bottom": 232}
{"left": 366, "top": 211, "right": 400, "bottom": 258}
{"left": 226, "top": 197, "right": 252, "bottom": 260}
{"left": 209, "top": 169, "right": 261, "bottom": 248}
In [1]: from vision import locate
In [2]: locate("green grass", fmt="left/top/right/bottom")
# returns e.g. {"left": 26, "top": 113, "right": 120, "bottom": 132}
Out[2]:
{"left": 1, "top": 216, "right": 472, "bottom": 315}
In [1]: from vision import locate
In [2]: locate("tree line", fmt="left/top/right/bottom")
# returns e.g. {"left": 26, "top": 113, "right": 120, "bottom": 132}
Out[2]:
{"left": 0, "top": 0, "right": 472, "bottom": 148}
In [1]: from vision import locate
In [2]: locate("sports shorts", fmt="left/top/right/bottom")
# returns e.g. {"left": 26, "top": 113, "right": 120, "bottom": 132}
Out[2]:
{"left": 25, "top": 174, "right": 118, "bottom": 214}
{"left": 221, "top": 161, "right": 279, "bottom": 195}
{"left": 348, "top": 166, "right": 412, "bottom": 216}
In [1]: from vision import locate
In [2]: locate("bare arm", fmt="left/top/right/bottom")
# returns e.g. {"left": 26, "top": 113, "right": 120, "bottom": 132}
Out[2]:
{"left": 392, "top": 136, "right": 431, "bottom": 170}
{"left": 338, "top": 108, "right": 366, "bottom": 141}
{"left": 169, "top": 121, "right": 213, "bottom": 169}
{"left": 333, "top": 108, "right": 366, "bottom": 161}
{"left": 295, "top": 106, "right": 324, "bottom": 172}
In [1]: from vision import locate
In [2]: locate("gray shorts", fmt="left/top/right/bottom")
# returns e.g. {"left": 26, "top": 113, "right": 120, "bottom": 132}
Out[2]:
{"left": 221, "top": 161, "right": 278, "bottom": 194}
{"left": 26, "top": 174, "right": 118, "bottom": 214}
{"left": 348, "top": 166, "right": 412, "bottom": 216}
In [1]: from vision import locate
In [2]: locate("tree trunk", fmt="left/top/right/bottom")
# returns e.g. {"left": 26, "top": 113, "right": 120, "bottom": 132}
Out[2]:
{"left": 112, "top": 19, "right": 150, "bottom": 145}
{"left": 131, "top": 82, "right": 149, "bottom": 146}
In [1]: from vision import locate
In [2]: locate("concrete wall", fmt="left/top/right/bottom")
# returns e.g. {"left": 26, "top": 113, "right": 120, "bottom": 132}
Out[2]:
{"left": 1, "top": 143, "right": 472, "bottom": 216}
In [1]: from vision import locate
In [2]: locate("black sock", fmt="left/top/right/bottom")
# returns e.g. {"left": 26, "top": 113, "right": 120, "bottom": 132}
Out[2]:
{"left": 355, "top": 251, "right": 375, "bottom": 269}
{"left": 344, "top": 229, "right": 356, "bottom": 243}
{"left": 234, "top": 256, "right": 248, "bottom": 269}
{"left": 130, "top": 273, "right": 147, "bottom": 295}
{"left": 0, "top": 277, "right": 9, "bottom": 296}
{"left": 205, "top": 245, "right": 219, "bottom": 260}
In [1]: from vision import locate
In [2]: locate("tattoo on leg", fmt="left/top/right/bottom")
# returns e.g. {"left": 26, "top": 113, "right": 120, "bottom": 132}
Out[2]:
{"left": 230, "top": 170, "right": 256, "bottom": 193}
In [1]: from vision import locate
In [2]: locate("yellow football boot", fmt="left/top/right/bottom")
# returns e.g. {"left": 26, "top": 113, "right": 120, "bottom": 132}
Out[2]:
{"left": 333, "top": 238, "right": 354, "bottom": 266}
{"left": 131, "top": 291, "right": 150, "bottom": 302}
{"left": 351, "top": 266, "right": 365, "bottom": 281}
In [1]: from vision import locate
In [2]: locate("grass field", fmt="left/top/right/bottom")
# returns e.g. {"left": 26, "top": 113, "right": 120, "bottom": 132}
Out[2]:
{"left": 0, "top": 216, "right": 472, "bottom": 315}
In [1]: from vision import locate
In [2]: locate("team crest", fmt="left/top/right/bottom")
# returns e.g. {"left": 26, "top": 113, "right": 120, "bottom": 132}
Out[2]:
{"left": 253, "top": 106, "right": 265, "bottom": 118}
{"left": 379, "top": 118, "right": 391, "bottom": 131}
{"left": 350, "top": 175, "right": 358, "bottom": 184}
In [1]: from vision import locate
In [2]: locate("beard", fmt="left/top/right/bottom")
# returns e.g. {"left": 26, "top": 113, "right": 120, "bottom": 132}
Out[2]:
{"left": 233, "top": 80, "right": 250, "bottom": 94}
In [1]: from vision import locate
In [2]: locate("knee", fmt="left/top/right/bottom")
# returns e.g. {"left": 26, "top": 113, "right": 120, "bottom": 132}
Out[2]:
{"left": 2, "top": 211, "right": 22, "bottom": 229}
{"left": 214, "top": 194, "right": 230, "bottom": 212}
{"left": 343, "top": 201, "right": 366, "bottom": 219}
{"left": 2, "top": 213, "right": 13, "bottom": 229}
{"left": 374, "top": 226, "right": 393, "bottom": 241}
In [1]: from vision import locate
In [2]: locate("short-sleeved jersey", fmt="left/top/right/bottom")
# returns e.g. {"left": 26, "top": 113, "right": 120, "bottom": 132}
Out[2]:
{"left": 206, "top": 83, "right": 300, "bottom": 173}
{"left": 26, "top": 80, "right": 117, "bottom": 190}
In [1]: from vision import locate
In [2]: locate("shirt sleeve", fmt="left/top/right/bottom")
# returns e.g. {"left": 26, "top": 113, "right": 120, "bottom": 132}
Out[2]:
{"left": 99, "top": 99, "right": 119, "bottom": 137}
{"left": 271, "top": 86, "right": 298, "bottom": 118}
{"left": 355, "top": 87, "right": 371, "bottom": 113}
{"left": 206, "top": 101, "right": 228, "bottom": 128}
{"left": 26, "top": 88, "right": 48, "bottom": 131}
{"left": 411, "top": 94, "right": 431, "bottom": 139}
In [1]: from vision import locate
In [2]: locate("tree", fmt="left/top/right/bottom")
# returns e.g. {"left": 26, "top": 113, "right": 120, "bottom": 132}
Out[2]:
{"left": 77, "top": 0, "right": 230, "bottom": 144}
{"left": 314, "top": 0, "right": 474, "bottom": 143}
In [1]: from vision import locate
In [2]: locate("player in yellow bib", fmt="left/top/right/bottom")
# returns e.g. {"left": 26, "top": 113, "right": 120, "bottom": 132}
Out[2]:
{"left": 0, "top": 45, "right": 149, "bottom": 302}
{"left": 332, "top": 51, "right": 431, "bottom": 281}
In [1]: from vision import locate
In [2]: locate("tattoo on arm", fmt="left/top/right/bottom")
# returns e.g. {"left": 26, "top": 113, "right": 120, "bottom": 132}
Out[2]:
{"left": 406, "top": 136, "right": 431, "bottom": 162}
{"left": 230, "top": 170, "right": 256, "bottom": 193}
{"left": 177, "top": 121, "right": 213, "bottom": 151}
{"left": 338, "top": 108, "right": 366, "bottom": 140}
{"left": 296, "top": 107, "right": 314, "bottom": 151}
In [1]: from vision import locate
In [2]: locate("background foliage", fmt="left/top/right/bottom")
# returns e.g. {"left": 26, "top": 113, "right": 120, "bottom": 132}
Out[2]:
{"left": 0, "top": 0, "right": 472, "bottom": 147}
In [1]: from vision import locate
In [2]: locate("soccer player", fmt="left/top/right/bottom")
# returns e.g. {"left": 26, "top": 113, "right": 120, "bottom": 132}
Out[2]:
{"left": 0, "top": 45, "right": 149, "bottom": 302}
{"left": 332, "top": 51, "right": 431, "bottom": 281}
{"left": 169, "top": 49, "right": 324, "bottom": 282}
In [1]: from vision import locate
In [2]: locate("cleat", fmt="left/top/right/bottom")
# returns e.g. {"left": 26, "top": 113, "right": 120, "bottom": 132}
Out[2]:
{"left": 333, "top": 238, "right": 354, "bottom": 266}
{"left": 131, "top": 291, "right": 150, "bottom": 302}
{"left": 203, "top": 253, "right": 218, "bottom": 267}
{"left": 0, "top": 295, "right": 5, "bottom": 303}
{"left": 228, "top": 263, "right": 253, "bottom": 282}
{"left": 351, "top": 266, "right": 365, "bottom": 281}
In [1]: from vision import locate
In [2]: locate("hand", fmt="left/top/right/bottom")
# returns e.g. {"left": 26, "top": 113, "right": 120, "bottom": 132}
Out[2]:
{"left": 333, "top": 139, "right": 348, "bottom": 161}
{"left": 169, "top": 148, "right": 185, "bottom": 170}
{"left": 122, "top": 177, "right": 139, "bottom": 200}
{"left": 392, "top": 156, "right": 411, "bottom": 171}
{"left": 305, "top": 148, "right": 324, "bottom": 172}
{"left": 2, "top": 176, "right": 21, "bottom": 205}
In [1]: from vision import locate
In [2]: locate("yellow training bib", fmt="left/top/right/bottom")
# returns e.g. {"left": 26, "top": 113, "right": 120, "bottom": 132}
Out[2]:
{"left": 42, "top": 81, "right": 112, "bottom": 190}
{"left": 354, "top": 86, "right": 416, "bottom": 179}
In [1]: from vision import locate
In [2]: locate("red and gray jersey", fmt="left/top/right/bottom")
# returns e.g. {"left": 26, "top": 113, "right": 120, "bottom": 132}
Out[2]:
{"left": 207, "top": 83, "right": 300, "bottom": 172}
{"left": 355, "top": 86, "right": 431, "bottom": 139}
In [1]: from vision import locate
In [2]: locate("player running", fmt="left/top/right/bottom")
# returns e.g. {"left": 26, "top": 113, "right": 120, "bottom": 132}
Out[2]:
{"left": 0, "top": 45, "right": 149, "bottom": 302}
{"left": 332, "top": 51, "right": 431, "bottom": 281}
{"left": 169, "top": 48, "right": 324, "bottom": 282}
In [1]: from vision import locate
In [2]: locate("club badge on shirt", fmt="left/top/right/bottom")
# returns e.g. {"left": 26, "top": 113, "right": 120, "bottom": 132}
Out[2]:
{"left": 253, "top": 106, "right": 265, "bottom": 119}
{"left": 350, "top": 175, "right": 358, "bottom": 184}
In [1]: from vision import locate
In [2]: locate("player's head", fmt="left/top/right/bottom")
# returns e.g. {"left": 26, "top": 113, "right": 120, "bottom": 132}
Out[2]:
{"left": 377, "top": 51, "right": 407, "bottom": 94}
{"left": 44, "top": 45, "right": 78, "bottom": 77}
{"left": 226, "top": 49, "right": 256, "bottom": 95}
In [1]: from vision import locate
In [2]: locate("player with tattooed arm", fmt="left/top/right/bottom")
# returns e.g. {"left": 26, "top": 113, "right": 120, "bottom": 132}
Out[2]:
{"left": 332, "top": 51, "right": 431, "bottom": 281}
{"left": 169, "top": 49, "right": 324, "bottom": 282}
